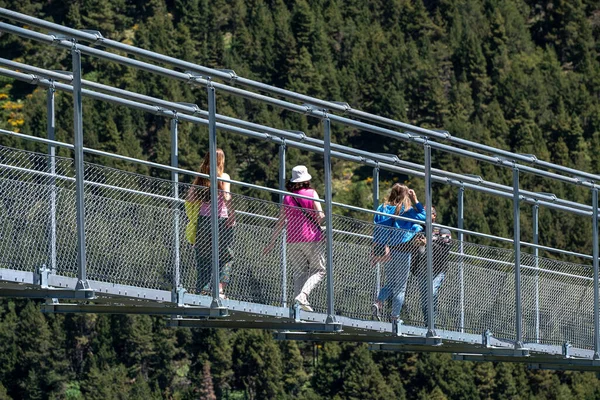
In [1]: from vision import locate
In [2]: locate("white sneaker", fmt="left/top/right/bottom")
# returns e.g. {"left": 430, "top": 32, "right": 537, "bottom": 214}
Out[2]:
{"left": 371, "top": 302, "right": 382, "bottom": 321}
{"left": 294, "top": 293, "right": 313, "bottom": 312}
{"left": 219, "top": 284, "right": 227, "bottom": 299}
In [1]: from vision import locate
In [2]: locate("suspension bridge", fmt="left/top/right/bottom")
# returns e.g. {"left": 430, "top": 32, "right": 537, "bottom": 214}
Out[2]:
{"left": 0, "top": 7, "right": 599, "bottom": 372}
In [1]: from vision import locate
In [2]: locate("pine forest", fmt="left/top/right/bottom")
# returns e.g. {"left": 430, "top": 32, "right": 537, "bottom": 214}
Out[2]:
{"left": 2, "top": 0, "right": 600, "bottom": 398}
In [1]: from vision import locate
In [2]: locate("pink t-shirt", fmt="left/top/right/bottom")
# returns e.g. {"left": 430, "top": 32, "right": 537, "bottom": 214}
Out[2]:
{"left": 283, "top": 188, "right": 322, "bottom": 243}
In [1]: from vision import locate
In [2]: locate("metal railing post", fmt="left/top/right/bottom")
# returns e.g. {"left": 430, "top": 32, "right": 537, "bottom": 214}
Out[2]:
{"left": 458, "top": 185, "right": 464, "bottom": 333}
{"left": 424, "top": 143, "right": 436, "bottom": 337}
{"left": 323, "top": 115, "right": 336, "bottom": 324}
{"left": 171, "top": 117, "right": 181, "bottom": 300}
{"left": 72, "top": 43, "right": 89, "bottom": 290}
{"left": 47, "top": 83, "right": 57, "bottom": 274}
{"left": 373, "top": 166, "right": 381, "bottom": 299}
{"left": 533, "top": 204, "right": 540, "bottom": 343}
{"left": 513, "top": 167, "right": 523, "bottom": 348}
{"left": 373, "top": 167, "right": 379, "bottom": 209}
{"left": 207, "top": 80, "right": 221, "bottom": 308}
{"left": 593, "top": 187, "right": 599, "bottom": 359}
{"left": 279, "top": 142, "right": 287, "bottom": 308}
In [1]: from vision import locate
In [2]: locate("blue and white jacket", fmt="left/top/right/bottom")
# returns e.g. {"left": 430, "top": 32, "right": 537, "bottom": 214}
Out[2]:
{"left": 373, "top": 202, "right": 426, "bottom": 246}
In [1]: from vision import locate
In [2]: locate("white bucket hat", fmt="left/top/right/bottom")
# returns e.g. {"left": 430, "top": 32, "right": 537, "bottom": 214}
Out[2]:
{"left": 290, "top": 165, "right": 312, "bottom": 183}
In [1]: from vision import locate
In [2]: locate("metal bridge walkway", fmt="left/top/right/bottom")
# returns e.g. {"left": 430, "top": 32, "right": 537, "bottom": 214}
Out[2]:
{"left": 0, "top": 7, "right": 600, "bottom": 372}
{"left": 0, "top": 144, "right": 596, "bottom": 371}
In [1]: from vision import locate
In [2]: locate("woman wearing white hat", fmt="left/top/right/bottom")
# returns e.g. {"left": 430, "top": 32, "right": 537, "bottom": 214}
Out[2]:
{"left": 264, "top": 165, "right": 325, "bottom": 312}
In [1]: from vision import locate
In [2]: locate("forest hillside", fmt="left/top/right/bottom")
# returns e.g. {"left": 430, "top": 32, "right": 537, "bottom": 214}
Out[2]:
{"left": 2, "top": 0, "right": 600, "bottom": 398}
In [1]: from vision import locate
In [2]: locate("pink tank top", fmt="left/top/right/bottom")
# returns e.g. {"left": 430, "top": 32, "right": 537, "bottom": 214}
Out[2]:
{"left": 283, "top": 188, "right": 322, "bottom": 243}
{"left": 199, "top": 193, "right": 229, "bottom": 218}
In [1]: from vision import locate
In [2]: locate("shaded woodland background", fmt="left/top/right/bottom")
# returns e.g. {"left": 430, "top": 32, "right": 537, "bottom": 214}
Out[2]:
{"left": 2, "top": 0, "right": 600, "bottom": 398}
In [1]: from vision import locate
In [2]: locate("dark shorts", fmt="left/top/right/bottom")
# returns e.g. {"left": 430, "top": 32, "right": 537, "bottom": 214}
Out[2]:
{"left": 373, "top": 242, "right": 387, "bottom": 257}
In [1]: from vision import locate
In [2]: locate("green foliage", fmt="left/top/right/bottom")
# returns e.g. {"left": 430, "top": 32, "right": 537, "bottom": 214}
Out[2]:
{"left": 0, "top": 382, "right": 10, "bottom": 400}
{"left": 279, "top": 341, "right": 309, "bottom": 396}
{"left": 232, "top": 330, "right": 284, "bottom": 399}
{"left": 1, "top": 299, "right": 600, "bottom": 398}
{"left": 335, "top": 344, "right": 395, "bottom": 399}
{"left": 2, "top": 0, "right": 600, "bottom": 397}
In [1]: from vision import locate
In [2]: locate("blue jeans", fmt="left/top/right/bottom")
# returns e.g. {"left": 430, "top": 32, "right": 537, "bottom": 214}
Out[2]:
{"left": 377, "top": 250, "right": 411, "bottom": 318}
{"left": 419, "top": 272, "right": 446, "bottom": 324}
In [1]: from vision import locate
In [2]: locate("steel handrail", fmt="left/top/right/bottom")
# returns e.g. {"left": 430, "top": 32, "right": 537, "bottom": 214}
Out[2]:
{"left": 0, "top": 67, "right": 593, "bottom": 220}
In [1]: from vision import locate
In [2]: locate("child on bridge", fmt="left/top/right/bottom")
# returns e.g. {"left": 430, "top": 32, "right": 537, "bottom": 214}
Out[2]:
{"left": 411, "top": 206, "right": 452, "bottom": 325}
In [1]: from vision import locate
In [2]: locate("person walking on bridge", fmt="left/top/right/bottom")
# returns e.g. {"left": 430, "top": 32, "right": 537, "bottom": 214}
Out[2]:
{"left": 372, "top": 184, "right": 426, "bottom": 322}
{"left": 411, "top": 206, "right": 452, "bottom": 325}
{"left": 264, "top": 165, "right": 325, "bottom": 312}
{"left": 185, "top": 148, "right": 234, "bottom": 299}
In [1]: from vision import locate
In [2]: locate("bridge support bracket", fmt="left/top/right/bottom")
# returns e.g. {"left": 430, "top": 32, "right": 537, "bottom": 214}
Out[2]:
{"left": 209, "top": 298, "right": 229, "bottom": 318}
{"left": 392, "top": 319, "right": 403, "bottom": 336}
{"left": 45, "top": 297, "right": 59, "bottom": 305}
{"left": 35, "top": 264, "right": 50, "bottom": 289}
{"left": 563, "top": 341, "right": 572, "bottom": 358}
{"left": 209, "top": 307, "right": 229, "bottom": 318}
{"left": 323, "top": 322, "right": 343, "bottom": 333}
{"left": 75, "top": 279, "right": 92, "bottom": 291}
{"left": 483, "top": 329, "right": 493, "bottom": 348}
{"left": 515, "top": 341, "right": 526, "bottom": 350}
{"left": 176, "top": 287, "right": 186, "bottom": 307}
{"left": 426, "top": 329, "right": 439, "bottom": 339}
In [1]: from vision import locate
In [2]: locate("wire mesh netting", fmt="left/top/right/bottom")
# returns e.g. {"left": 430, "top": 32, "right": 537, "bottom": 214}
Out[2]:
{"left": 83, "top": 163, "right": 179, "bottom": 289}
{"left": 520, "top": 252, "right": 593, "bottom": 348}
{"left": 0, "top": 144, "right": 595, "bottom": 349}
{"left": 0, "top": 145, "right": 77, "bottom": 276}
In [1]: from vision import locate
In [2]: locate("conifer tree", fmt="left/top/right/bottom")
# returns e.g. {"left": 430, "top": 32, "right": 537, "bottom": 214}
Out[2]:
{"left": 82, "top": 364, "right": 132, "bottom": 399}
{"left": 279, "top": 341, "right": 309, "bottom": 396}
{"left": 337, "top": 344, "right": 395, "bottom": 399}
{"left": 231, "top": 330, "right": 284, "bottom": 399}
{"left": 0, "top": 300, "right": 18, "bottom": 390}
{"left": 198, "top": 361, "right": 217, "bottom": 400}
{"left": 0, "top": 383, "right": 9, "bottom": 400}
{"left": 312, "top": 341, "right": 342, "bottom": 397}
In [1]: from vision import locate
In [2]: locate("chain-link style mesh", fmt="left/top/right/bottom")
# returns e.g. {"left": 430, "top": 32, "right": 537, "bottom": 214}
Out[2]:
{"left": 433, "top": 241, "right": 518, "bottom": 340}
{"left": 0, "top": 144, "right": 596, "bottom": 349}
{"left": 83, "top": 163, "right": 179, "bottom": 290}
{"left": 0, "top": 145, "right": 77, "bottom": 275}
{"left": 520, "top": 252, "right": 593, "bottom": 349}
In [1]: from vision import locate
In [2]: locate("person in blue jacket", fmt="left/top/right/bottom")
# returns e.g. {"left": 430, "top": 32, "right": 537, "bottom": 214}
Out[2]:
{"left": 372, "top": 183, "right": 426, "bottom": 321}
